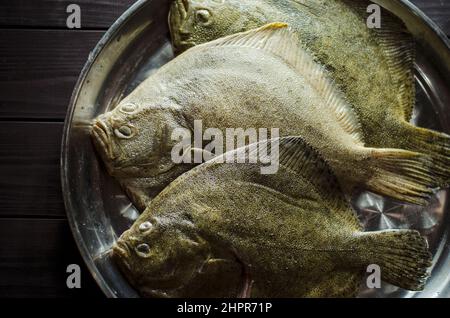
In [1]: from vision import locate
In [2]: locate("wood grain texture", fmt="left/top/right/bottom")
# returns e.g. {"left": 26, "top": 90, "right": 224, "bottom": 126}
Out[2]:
{"left": 0, "top": 0, "right": 137, "bottom": 29}
{"left": 0, "top": 1, "right": 447, "bottom": 120}
{"left": 0, "top": 29, "right": 104, "bottom": 119}
{"left": 0, "top": 0, "right": 447, "bottom": 32}
{"left": 0, "top": 122, "right": 65, "bottom": 217}
{"left": 0, "top": 218, "right": 103, "bottom": 298}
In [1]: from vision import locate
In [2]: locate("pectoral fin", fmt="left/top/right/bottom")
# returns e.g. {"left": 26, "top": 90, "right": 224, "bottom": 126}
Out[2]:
{"left": 199, "top": 258, "right": 235, "bottom": 273}
{"left": 184, "top": 258, "right": 245, "bottom": 297}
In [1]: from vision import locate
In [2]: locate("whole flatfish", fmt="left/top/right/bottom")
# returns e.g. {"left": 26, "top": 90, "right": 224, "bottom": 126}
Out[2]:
{"left": 91, "top": 24, "right": 436, "bottom": 210}
{"left": 169, "top": 0, "right": 450, "bottom": 187}
{"left": 112, "top": 136, "right": 432, "bottom": 297}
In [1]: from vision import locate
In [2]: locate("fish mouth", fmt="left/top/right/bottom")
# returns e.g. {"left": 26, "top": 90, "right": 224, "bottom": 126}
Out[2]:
{"left": 172, "top": 40, "right": 196, "bottom": 55}
{"left": 178, "top": 40, "right": 195, "bottom": 48}
{"left": 112, "top": 240, "right": 131, "bottom": 269}
{"left": 91, "top": 118, "right": 115, "bottom": 160}
{"left": 170, "top": 0, "right": 196, "bottom": 53}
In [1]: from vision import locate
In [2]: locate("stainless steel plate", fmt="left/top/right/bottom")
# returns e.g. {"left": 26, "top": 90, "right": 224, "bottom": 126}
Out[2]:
{"left": 61, "top": 0, "right": 450, "bottom": 298}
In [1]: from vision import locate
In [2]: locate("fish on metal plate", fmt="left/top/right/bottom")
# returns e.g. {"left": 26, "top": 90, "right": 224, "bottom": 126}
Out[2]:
{"left": 169, "top": 0, "right": 450, "bottom": 188}
{"left": 111, "top": 136, "right": 432, "bottom": 297}
{"left": 91, "top": 23, "right": 436, "bottom": 210}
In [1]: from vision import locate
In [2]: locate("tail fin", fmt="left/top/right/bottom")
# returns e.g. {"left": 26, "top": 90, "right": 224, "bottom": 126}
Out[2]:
{"left": 360, "top": 148, "right": 436, "bottom": 206}
{"left": 357, "top": 230, "right": 432, "bottom": 291}
{"left": 401, "top": 124, "right": 450, "bottom": 189}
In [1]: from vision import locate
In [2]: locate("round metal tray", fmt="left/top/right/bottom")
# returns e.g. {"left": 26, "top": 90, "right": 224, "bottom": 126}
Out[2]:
{"left": 61, "top": 0, "right": 450, "bottom": 298}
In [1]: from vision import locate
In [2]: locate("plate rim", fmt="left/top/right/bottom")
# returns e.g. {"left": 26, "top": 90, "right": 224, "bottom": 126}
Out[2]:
{"left": 60, "top": 0, "right": 450, "bottom": 298}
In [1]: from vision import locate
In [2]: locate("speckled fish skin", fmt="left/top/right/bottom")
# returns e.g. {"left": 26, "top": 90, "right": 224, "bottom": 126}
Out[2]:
{"left": 112, "top": 137, "right": 432, "bottom": 298}
{"left": 91, "top": 105, "right": 196, "bottom": 210}
{"left": 169, "top": 0, "right": 450, "bottom": 187}
{"left": 92, "top": 24, "right": 437, "bottom": 210}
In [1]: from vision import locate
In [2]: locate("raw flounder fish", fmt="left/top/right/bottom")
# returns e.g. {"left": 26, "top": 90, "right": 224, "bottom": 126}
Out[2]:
{"left": 111, "top": 136, "right": 432, "bottom": 298}
{"left": 91, "top": 24, "right": 437, "bottom": 211}
{"left": 169, "top": 0, "right": 450, "bottom": 187}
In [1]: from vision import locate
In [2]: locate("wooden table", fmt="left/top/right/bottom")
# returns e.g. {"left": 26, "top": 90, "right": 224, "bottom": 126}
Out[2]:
{"left": 0, "top": 0, "right": 449, "bottom": 298}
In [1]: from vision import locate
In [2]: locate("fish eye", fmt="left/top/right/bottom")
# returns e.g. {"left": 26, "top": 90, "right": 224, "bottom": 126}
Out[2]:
{"left": 139, "top": 221, "right": 153, "bottom": 232}
{"left": 135, "top": 243, "right": 151, "bottom": 258}
{"left": 195, "top": 9, "right": 212, "bottom": 26}
{"left": 114, "top": 125, "right": 134, "bottom": 139}
{"left": 119, "top": 103, "right": 138, "bottom": 114}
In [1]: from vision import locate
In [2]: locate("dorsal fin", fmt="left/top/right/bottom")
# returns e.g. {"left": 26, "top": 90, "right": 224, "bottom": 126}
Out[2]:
{"left": 346, "top": 0, "right": 416, "bottom": 120}
{"left": 250, "top": 136, "right": 363, "bottom": 230}
{"left": 375, "top": 11, "right": 416, "bottom": 120}
{"left": 194, "top": 23, "right": 364, "bottom": 145}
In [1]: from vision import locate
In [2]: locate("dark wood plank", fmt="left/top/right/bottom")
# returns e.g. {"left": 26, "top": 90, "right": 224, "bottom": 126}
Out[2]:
{"left": 0, "top": 3, "right": 447, "bottom": 121}
{"left": 411, "top": 0, "right": 450, "bottom": 36}
{"left": 0, "top": 122, "right": 64, "bottom": 217}
{"left": 0, "top": 0, "right": 447, "bottom": 34}
{"left": 0, "top": 218, "right": 103, "bottom": 298}
{"left": 0, "top": 29, "right": 104, "bottom": 119}
{"left": 0, "top": 0, "right": 137, "bottom": 29}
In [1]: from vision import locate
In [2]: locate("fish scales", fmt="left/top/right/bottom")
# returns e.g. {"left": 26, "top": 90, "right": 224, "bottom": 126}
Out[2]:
{"left": 170, "top": 0, "right": 450, "bottom": 188}
{"left": 92, "top": 24, "right": 436, "bottom": 209}
{"left": 112, "top": 137, "right": 432, "bottom": 297}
